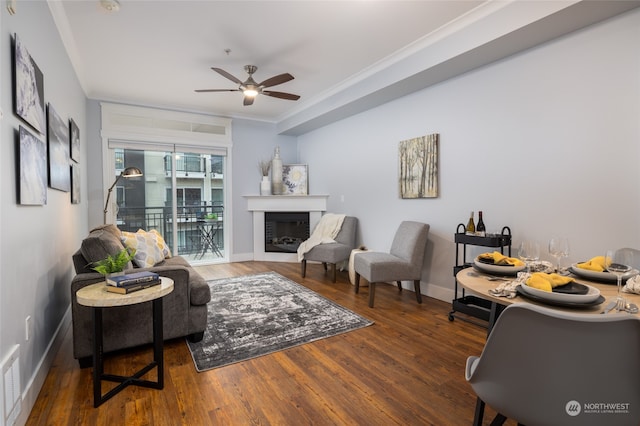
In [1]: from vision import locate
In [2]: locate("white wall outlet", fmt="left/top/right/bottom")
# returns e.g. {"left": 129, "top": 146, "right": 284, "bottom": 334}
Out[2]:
{"left": 25, "top": 316, "right": 32, "bottom": 341}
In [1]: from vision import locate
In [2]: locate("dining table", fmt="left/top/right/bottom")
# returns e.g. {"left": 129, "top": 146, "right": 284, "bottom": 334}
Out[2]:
{"left": 455, "top": 266, "right": 640, "bottom": 332}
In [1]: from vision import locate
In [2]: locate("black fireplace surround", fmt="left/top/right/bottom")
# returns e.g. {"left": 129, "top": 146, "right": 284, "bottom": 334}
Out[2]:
{"left": 265, "top": 212, "right": 310, "bottom": 253}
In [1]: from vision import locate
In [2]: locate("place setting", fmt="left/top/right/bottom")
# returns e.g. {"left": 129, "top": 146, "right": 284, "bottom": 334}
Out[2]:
{"left": 485, "top": 243, "right": 640, "bottom": 311}
{"left": 511, "top": 238, "right": 605, "bottom": 309}
{"left": 479, "top": 239, "right": 604, "bottom": 309}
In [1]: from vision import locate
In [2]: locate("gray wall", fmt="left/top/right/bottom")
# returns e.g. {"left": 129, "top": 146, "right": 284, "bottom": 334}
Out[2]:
{"left": 297, "top": 8, "right": 640, "bottom": 301}
{"left": 0, "top": 2, "right": 88, "bottom": 422}
{"left": 229, "top": 118, "right": 297, "bottom": 257}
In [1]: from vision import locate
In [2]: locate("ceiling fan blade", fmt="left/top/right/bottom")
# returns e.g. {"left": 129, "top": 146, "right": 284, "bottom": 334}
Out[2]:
{"left": 259, "top": 73, "right": 294, "bottom": 88}
{"left": 211, "top": 67, "right": 243, "bottom": 85}
{"left": 194, "top": 89, "right": 240, "bottom": 93}
{"left": 243, "top": 96, "right": 255, "bottom": 106}
{"left": 262, "top": 90, "right": 300, "bottom": 101}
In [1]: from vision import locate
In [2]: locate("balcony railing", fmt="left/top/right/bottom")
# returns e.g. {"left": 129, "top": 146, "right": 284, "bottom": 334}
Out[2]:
{"left": 163, "top": 154, "right": 224, "bottom": 175}
{"left": 117, "top": 204, "right": 224, "bottom": 257}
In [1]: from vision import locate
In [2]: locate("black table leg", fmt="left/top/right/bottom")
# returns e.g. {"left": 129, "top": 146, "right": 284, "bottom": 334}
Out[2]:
{"left": 153, "top": 298, "right": 164, "bottom": 388}
{"left": 92, "top": 307, "right": 103, "bottom": 408}
{"left": 91, "top": 298, "right": 165, "bottom": 407}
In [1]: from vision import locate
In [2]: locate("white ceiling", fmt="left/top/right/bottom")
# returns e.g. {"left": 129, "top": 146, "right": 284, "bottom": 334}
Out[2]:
{"left": 49, "top": 0, "right": 639, "bottom": 135}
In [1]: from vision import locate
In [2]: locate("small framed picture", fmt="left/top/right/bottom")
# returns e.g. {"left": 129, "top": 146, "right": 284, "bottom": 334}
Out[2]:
{"left": 282, "top": 164, "right": 308, "bottom": 195}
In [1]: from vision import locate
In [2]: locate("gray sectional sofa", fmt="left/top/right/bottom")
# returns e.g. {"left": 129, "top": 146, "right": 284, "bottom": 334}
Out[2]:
{"left": 70, "top": 224, "right": 211, "bottom": 368}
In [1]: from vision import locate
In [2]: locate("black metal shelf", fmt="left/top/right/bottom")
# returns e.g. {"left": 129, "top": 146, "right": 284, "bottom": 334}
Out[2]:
{"left": 449, "top": 224, "right": 512, "bottom": 327}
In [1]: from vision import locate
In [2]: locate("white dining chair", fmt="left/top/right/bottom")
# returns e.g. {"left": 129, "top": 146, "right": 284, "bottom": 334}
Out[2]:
{"left": 466, "top": 302, "right": 640, "bottom": 426}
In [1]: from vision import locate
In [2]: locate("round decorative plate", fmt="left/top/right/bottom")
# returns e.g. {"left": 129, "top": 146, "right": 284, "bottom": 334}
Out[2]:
{"left": 518, "top": 281, "right": 601, "bottom": 303}
{"left": 474, "top": 257, "right": 525, "bottom": 275}
{"left": 516, "top": 286, "right": 605, "bottom": 308}
{"left": 569, "top": 264, "right": 639, "bottom": 283}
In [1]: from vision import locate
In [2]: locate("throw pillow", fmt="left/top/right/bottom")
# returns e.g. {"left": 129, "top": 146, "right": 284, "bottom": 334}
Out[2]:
{"left": 148, "top": 229, "right": 172, "bottom": 259}
{"left": 121, "top": 230, "right": 165, "bottom": 268}
{"left": 81, "top": 228, "right": 131, "bottom": 269}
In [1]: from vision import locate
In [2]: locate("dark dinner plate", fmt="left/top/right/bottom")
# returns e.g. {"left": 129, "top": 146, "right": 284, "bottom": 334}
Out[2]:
{"left": 552, "top": 281, "right": 589, "bottom": 295}
{"left": 476, "top": 257, "right": 514, "bottom": 266}
{"left": 516, "top": 287, "right": 605, "bottom": 308}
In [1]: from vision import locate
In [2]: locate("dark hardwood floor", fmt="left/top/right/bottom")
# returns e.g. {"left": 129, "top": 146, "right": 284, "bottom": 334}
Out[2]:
{"left": 26, "top": 261, "right": 512, "bottom": 425}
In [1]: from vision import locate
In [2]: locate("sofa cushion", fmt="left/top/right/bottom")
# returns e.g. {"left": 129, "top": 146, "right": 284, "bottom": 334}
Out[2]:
{"left": 121, "top": 229, "right": 166, "bottom": 268}
{"left": 80, "top": 226, "right": 130, "bottom": 270}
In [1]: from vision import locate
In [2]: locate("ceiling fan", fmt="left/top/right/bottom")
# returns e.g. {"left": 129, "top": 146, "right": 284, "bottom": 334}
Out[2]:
{"left": 195, "top": 65, "right": 300, "bottom": 106}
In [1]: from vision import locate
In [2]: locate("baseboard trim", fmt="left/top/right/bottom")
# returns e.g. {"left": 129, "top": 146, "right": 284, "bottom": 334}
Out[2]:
{"left": 15, "top": 307, "right": 71, "bottom": 426}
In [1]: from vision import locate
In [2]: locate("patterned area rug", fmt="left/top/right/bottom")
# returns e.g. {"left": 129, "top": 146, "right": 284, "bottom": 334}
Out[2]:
{"left": 186, "top": 271, "right": 374, "bottom": 371}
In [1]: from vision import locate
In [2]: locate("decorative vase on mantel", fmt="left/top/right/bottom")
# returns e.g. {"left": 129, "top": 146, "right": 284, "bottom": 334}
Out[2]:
{"left": 260, "top": 176, "right": 271, "bottom": 196}
{"left": 271, "top": 146, "right": 284, "bottom": 195}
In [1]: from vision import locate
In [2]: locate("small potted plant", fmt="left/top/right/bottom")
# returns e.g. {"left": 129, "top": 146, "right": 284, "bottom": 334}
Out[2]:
{"left": 204, "top": 212, "right": 218, "bottom": 222}
{"left": 92, "top": 248, "right": 136, "bottom": 277}
{"left": 259, "top": 160, "right": 271, "bottom": 195}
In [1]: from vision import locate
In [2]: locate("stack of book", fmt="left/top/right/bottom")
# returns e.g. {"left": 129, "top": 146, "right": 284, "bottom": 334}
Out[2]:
{"left": 106, "top": 271, "right": 161, "bottom": 294}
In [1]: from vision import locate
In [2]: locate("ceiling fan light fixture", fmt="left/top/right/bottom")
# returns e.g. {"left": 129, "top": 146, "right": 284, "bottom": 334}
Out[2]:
{"left": 196, "top": 65, "right": 299, "bottom": 105}
{"left": 243, "top": 88, "right": 259, "bottom": 97}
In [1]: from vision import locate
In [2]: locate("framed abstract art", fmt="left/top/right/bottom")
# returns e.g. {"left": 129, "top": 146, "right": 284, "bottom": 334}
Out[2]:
{"left": 47, "top": 104, "right": 71, "bottom": 192}
{"left": 71, "top": 163, "right": 81, "bottom": 204}
{"left": 14, "top": 34, "right": 45, "bottom": 133}
{"left": 398, "top": 133, "right": 439, "bottom": 199}
{"left": 282, "top": 164, "right": 308, "bottom": 195}
{"left": 69, "top": 118, "right": 80, "bottom": 163}
{"left": 18, "top": 126, "right": 47, "bottom": 205}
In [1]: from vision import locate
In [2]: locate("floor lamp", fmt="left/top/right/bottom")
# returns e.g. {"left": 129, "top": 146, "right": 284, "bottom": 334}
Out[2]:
{"left": 103, "top": 166, "right": 143, "bottom": 224}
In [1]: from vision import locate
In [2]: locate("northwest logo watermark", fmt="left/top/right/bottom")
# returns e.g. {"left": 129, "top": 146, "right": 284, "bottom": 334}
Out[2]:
{"left": 565, "top": 400, "right": 630, "bottom": 416}
{"left": 566, "top": 400, "right": 581, "bottom": 416}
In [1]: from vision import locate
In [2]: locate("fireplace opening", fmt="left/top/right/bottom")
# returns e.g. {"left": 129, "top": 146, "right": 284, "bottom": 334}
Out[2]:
{"left": 265, "top": 211, "right": 310, "bottom": 253}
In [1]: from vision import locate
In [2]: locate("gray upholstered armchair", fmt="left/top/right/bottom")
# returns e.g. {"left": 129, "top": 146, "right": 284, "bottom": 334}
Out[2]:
{"left": 301, "top": 216, "right": 358, "bottom": 282}
{"left": 354, "top": 221, "right": 429, "bottom": 307}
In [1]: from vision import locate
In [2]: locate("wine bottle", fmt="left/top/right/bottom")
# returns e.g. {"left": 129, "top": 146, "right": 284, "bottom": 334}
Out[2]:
{"left": 465, "top": 211, "right": 475, "bottom": 235}
{"left": 476, "top": 211, "right": 486, "bottom": 237}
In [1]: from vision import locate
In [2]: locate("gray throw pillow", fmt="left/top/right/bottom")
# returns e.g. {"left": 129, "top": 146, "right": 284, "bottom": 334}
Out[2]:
{"left": 80, "top": 228, "right": 131, "bottom": 270}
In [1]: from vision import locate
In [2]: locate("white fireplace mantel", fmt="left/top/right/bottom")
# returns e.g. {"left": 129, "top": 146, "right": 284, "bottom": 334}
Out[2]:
{"left": 244, "top": 195, "right": 329, "bottom": 262}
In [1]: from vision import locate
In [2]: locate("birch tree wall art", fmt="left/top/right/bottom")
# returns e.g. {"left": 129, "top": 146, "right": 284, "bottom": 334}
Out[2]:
{"left": 398, "top": 133, "right": 439, "bottom": 199}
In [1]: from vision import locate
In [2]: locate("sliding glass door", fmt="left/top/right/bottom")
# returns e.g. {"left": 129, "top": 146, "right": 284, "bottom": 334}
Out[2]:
{"left": 110, "top": 147, "right": 226, "bottom": 264}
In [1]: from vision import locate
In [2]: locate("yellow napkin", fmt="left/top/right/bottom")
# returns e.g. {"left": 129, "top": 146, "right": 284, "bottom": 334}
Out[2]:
{"left": 525, "top": 272, "right": 574, "bottom": 292}
{"left": 576, "top": 256, "right": 608, "bottom": 272}
{"left": 479, "top": 251, "right": 525, "bottom": 267}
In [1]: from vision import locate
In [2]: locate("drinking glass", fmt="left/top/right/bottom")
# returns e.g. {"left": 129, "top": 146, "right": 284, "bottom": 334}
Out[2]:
{"left": 519, "top": 240, "right": 540, "bottom": 273}
{"left": 605, "top": 249, "right": 633, "bottom": 311}
{"left": 548, "top": 236, "right": 570, "bottom": 274}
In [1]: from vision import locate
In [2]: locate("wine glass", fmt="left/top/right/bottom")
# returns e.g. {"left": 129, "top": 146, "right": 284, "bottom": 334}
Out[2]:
{"left": 519, "top": 240, "right": 540, "bottom": 274}
{"left": 605, "top": 249, "right": 633, "bottom": 311}
{"left": 548, "top": 236, "right": 570, "bottom": 274}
